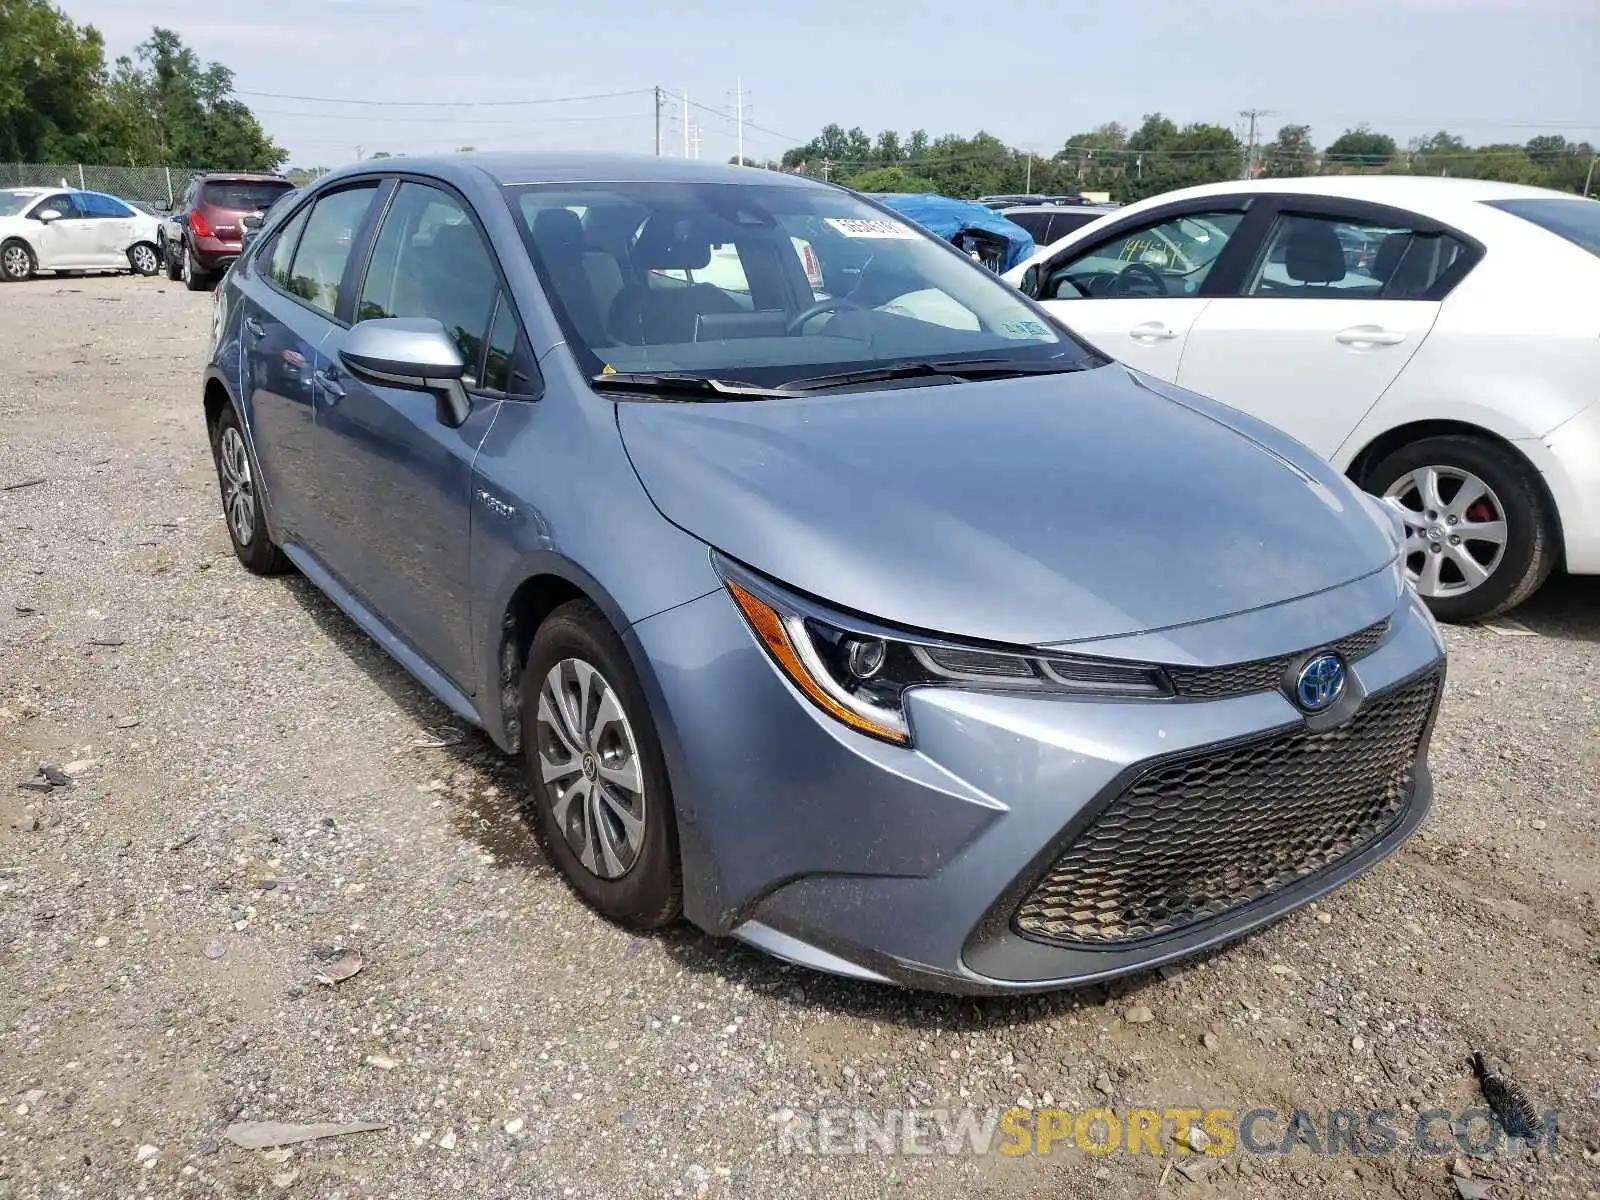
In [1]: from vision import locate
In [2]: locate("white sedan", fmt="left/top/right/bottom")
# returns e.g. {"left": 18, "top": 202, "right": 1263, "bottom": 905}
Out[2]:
{"left": 0, "top": 187, "right": 164, "bottom": 282}
{"left": 1005, "top": 176, "right": 1600, "bottom": 621}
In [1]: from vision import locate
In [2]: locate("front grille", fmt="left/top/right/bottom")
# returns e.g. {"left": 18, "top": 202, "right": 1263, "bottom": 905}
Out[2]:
{"left": 1165, "top": 619, "right": 1389, "bottom": 700}
{"left": 1013, "top": 669, "right": 1440, "bottom": 946}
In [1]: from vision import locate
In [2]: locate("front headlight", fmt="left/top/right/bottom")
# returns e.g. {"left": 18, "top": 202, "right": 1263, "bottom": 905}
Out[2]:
{"left": 719, "top": 562, "right": 1171, "bottom": 747}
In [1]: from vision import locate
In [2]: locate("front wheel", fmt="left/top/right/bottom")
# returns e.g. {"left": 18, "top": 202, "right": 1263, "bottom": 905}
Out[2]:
{"left": 1367, "top": 435, "right": 1556, "bottom": 622}
{"left": 1, "top": 240, "right": 35, "bottom": 282}
{"left": 210, "top": 406, "right": 289, "bottom": 575}
{"left": 163, "top": 237, "right": 183, "bottom": 281}
{"left": 521, "top": 601, "right": 682, "bottom": 930}
{"left": 128, "top": 242, "right": 161, "bottom": 276}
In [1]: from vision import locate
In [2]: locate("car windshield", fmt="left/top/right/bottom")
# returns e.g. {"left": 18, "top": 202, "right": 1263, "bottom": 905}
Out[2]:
{"left": 0, "top": 190, "right": 40, "bottom": 217}
{"left": 203, "top": 181, "right": 293, "bottom": 211}
{"left": 505, "top": 180, "right": 1102, "bottom": 390}
{"left": 1485, "top": 197, "right": 1600, "bottom": 258}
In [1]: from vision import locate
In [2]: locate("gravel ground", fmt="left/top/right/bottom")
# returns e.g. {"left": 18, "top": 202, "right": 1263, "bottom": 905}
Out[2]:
{"left": 1, "top": 275, "right": 1598, "bottom": 1200}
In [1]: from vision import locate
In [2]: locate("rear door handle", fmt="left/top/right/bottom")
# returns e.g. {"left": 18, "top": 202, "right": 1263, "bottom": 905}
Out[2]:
{"left": 243, "top": 316, "right": 264, "bottom": 338}
{"left": 1129, "top": 321, "right": 1178, "bottom": 342}
{"left": 1335, "top": 325, "right": 1406, "bottom": 347}
{"left": 312, "top": 368, "right": 346, "bottom": 400}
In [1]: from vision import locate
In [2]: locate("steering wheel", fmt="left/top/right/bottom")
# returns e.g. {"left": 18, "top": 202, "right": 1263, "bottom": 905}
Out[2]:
{"left": 786, "top": 297, "right": 865, "bottom": 335}
{"left": 1114, "top": 262, "right": 1168, "bottom": 298}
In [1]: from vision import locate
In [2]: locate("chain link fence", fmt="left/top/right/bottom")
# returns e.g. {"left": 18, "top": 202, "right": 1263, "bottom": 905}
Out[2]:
{"left": 2, "top": 164, "right": 329, "bottom": 210}
{"left": 1, "top": 163, "right": 213, "bottom": 209}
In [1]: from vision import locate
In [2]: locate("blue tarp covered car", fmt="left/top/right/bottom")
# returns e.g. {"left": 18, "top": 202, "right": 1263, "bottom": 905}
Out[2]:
{"left": 867, "top": 192, "right": 1037, "bottom": 272}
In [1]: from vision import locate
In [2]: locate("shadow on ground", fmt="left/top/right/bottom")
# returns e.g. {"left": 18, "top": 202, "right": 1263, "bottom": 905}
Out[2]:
{"left": 1498, "top": 571, "right": 1600, "bottom": 643}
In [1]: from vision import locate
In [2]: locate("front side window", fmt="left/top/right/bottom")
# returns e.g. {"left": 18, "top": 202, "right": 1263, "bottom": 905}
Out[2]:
{"left": 32, "top": 193, "right": 78, "bottom": 221}
{"left": 1045, "top": 211, "right": 1243, "bottom": 299}
{"left": 357, "top": 181, "right": 499, "bottom": 372}
{"left": 506, "top": 181, "right": 1099, "bottom": 390}
{"left": 1246, "top": 213, "right": 1468, "bottom": 300}
{"left": 284, "top": 185, "right": 378, "bottom": 317}
{"left": 1485, "top": 197, "right": 1600, "bottom": 259}
{"left": 481, "top": 293, "right": 522, "bottom": 393}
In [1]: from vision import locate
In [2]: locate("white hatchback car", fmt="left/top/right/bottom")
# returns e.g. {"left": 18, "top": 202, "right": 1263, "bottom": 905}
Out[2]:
{"left": 1004, "top": 177, "right": 1600, "bottom": 621}
{"left": 0, "top": 187, "right": 165, "bottom": 282}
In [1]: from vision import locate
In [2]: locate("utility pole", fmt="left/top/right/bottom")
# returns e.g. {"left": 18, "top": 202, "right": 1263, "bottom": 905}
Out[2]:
{"left": 681, "top": 90, "right": 689, "bottom": 158}
{"left": 1024, "top": 146, "right": 1032, "bottom": 193}
{"left": 821, "top": 157, "right": 832, "bottom": 182}
{"left": 355, "top": 145, "right": 363, "bottom": 162}
{"left": 1239, "top": 109, "right": 1272, "bottom": 180}
{"left": 689, "top": 122, "right": 703, "bottom": 161}
{"left": 654, "top": 86, "right": 663, "bottom": 156}
{"left": 1585, "top": 154, "right": 1598, "bottom": 199}
{"left": 734, "top": 77, "right": 745, "bottom": 166}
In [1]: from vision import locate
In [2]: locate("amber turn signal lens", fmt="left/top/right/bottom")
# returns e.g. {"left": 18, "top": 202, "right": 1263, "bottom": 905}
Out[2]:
{"left": 725, "top": 580, "right": 909, "bottom": 745}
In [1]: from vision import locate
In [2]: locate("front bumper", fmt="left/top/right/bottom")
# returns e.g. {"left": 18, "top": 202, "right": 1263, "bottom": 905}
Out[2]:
{"left": 628, "top": 564, "right": 1445, "bottom": 995}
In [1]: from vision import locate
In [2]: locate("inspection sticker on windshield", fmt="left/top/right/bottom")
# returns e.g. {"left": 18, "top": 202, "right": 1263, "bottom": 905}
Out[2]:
{"left": 825, "top": 217, "right": 920, "bottom": 240}
{"left": 1000, "top": 319, "right": 1052, "bottom": 340}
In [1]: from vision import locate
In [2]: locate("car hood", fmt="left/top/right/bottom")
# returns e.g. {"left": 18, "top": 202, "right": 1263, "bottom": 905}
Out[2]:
{"left": 616, "top": 364, "right": 1399, "bottom": 646}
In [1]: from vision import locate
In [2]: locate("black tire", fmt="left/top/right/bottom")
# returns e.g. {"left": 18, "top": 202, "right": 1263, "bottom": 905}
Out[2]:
{"left": 128, "top": 241, "right": 161, "bottom": 276}
{"left": 163, "top": 237, "right": 183, "bottom": 281}
{"left": 1, "top": 239, "right": 35, "bottom": 282}
{"left": 521, "top": 601, "right": 682, "bottom": 930}
{"left": 1365, "top": 434, "right": 1556, "bottom": 623}
{"left": 182, "top": 245, "right": 212, "bottom": 292}
{"left": 210, "top": 405, "right": 289, "bottom": 575}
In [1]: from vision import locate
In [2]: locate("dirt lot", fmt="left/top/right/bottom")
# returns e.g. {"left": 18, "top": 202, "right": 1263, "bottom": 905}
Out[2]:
{"left": 1, "top": 274, "right": 1597, "bottom": 1200}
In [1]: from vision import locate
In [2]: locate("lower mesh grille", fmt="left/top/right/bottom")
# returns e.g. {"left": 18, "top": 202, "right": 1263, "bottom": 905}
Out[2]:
{"left": 1013, "top": 670, "right": 1440, "bottom": 946}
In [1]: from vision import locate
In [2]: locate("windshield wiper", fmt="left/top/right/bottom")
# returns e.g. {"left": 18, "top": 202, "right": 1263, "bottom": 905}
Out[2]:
{"left": 591, "top": 372, "right": 794, "bottom": 400}
{"left": 780, "top": 358, "right": 1086, "bottom": 393}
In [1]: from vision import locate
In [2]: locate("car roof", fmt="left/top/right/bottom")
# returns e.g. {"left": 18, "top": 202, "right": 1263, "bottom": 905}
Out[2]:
{"left": 2, "top": 186, "right": 54, "bottom": 195}
{"left": 1127, "top": 174, "right": 1579, "bottom": 213}
{"left": 316, "top": 152, "right": 835, "bottom": 193}
{"left": 195, "top": 172, "right": 291, "bottom": 182}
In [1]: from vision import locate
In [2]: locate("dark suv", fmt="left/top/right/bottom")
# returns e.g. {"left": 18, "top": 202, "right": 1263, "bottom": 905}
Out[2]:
{"left": 160, "top": 172, "right": 295, "bottom": 290}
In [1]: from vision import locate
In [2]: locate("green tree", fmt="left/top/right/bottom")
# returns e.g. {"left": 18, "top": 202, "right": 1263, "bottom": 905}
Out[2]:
{"left": 1261, "top": 123, "right": 1315, "bottom": 178}
{"left": 1324, "top": 126, "right": 1397, "bottom": 169}
{"left": 848, "top": 165, "right": 935, "bottom": 193}
{"left": 110, "top": 28, "right": 282, "bottom": 169}
{"left": 0, "top": 0, "right": 113, "bottom": 160}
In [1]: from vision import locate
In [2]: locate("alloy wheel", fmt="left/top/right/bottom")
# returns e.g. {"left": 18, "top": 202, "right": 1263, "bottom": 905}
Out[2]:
{"left": 218, "top": 426, "right": 255, "bottom": 546}
{"left": 1382, "top": 464, "right": 1508, "bottom": 599}
{"left": 130, "top": 243, "right": 159, "bottom": 275}
{"left": 2, "top": 244, "right": 29, "bottom": 279}
{"left": 534, "top": 658, "right": 647, "bottom": 880}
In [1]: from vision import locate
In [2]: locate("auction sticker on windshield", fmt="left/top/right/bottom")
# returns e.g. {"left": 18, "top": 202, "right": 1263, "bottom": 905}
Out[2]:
{"left": 825, "top": 218, "right": 920, "bottom": 239}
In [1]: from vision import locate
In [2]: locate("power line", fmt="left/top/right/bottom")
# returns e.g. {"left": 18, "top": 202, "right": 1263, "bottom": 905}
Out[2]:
{"left": 235, "top": 86, "right": 654, "bottom": 108}
{"left": 252, "top": 108, "right": 647, "bottom": 127}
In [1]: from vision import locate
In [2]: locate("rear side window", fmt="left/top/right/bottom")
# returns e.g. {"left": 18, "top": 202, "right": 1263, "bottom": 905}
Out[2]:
{"left": 1004, "top": 211, "right": 1055, "bottom": 243}
{"left": 1485, "top": 198, "right": 1600, "bottom": 258}
{"left": 285, "top": 186, "right": 378, "bottom": 317}
{"left": 79, "top": 193, "right": 133, "bottom": 218}
{"left": 356, "top": 181, "right": 500, "bottom": 373}
{"left": 1246, "top": 213, "right": 1470, "bottom": 300}
{"left": 203, "top": 180, "right": 294, "bottom": 212}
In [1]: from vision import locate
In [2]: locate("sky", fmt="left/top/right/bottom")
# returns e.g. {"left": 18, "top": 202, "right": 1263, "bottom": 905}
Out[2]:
{"left": 63, "top": 0, "right": 1600, "bottom": 170}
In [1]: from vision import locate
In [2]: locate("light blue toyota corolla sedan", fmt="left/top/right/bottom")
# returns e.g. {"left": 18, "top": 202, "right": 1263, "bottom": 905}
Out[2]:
{"left": 201, "top": 153, "right": 1446, "bottom": 994}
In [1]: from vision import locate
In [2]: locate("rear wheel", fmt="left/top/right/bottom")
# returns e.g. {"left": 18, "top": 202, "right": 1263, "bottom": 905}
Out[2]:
{"left": 210, "top": 405, "right": 289, "bottom": 575}
{"left": 1367, "top": 435, "right": 1555, "bottom": 622}
{"left": 182, "top": 245, "right": 211, "bottom": 292}
{"left": 521, "top": 601, "right": 682, "bottom": 930}
{"left": 128, "top": 242, "right": 160, "bottom": 276}
{"left": 1, "top": 240, "right": 35, "bottom": 282}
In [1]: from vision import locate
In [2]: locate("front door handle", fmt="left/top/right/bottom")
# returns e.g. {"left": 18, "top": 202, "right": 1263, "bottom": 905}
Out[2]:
{"left": 312, "top": 368, "right": 346, "bottom": 400}
{"left": 1335, "top": 325, "right": 1406, "bottom": 347}
{"left": 1129, "top": 321, "right": 1178, "bottom": 342}
{"left": 243, "top": 316, "right": 264, "bottom": 339}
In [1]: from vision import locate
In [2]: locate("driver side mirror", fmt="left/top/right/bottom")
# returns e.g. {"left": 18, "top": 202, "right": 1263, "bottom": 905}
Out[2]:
{"left": 1018, "top": 264, "right": 1040, "bottom": 299}
{"left": 339, "top": 317, "right": 471, "bottom": 428}
{"left": 35, "top": 208, "right": 63, "bottom": 224}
